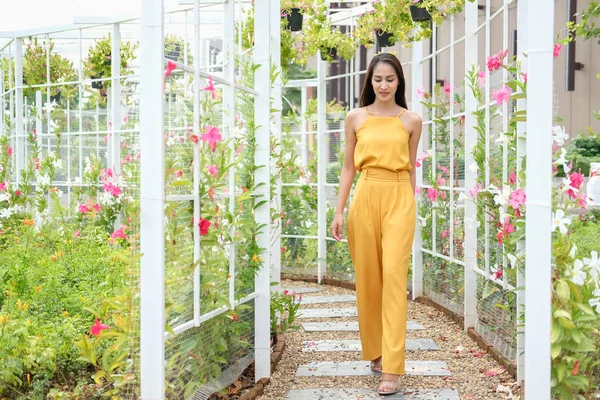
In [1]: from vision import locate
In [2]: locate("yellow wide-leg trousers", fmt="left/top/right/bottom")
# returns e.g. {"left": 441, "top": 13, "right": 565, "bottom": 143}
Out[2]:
{"left": 347, "top": 168, "right": 416, "bottom": 375}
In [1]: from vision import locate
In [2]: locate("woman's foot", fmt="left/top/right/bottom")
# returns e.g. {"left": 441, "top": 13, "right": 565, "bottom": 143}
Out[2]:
{"left": 370, "top": 356, "right": 382, "bottom": 373}
{"left": 378, "top": 373, "right": 400, "bottom": 396}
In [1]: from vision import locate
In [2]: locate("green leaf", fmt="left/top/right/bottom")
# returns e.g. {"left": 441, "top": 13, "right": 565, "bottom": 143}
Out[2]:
{"left": 576, "top": 303, "right": 595, "bottom": 316}
{"left": 551, "top": 324, "right": 562, "bottom": 343}
{"left": 551, "top": 344, "right": 562, "bottom": 359}
{"left": 558, "top": 316, "right": 575, "bottom": 329}
{"left": 92, "top": 370, "right": 107, "bottom": 384}
{"left": 556, "top": 280, "right": 570, "bottom": 302}
{"left": 553, "top": 309, "right": 572, "bottom": 320}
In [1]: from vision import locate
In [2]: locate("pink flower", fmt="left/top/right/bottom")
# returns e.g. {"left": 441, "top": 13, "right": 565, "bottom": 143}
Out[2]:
{"left": 90, "top": 318, "right": 110, "bottom": 336}
{"left": 73, "top": 230, "right": 80, "bottom": 238}
{"left": 569, "top": 172, "right": 585, "bottom": 190}
{"left": 486, "top": 49, "right": 508, "bottom": 72}
{"left": 438, "top": 163, "right": 449, "bottom": 176}
{"left": 437, "top": 174, "right": 446, "bottom": 187}
{"left": 190, "top": 134, "right": 199, "bottom": 143}
{"left": 443, "top": 80, "right": 452, "bottom": 97}
{"left": 123, "top": 154, "right": 132, "bottom": 163}
{"left": 508, "top": 188, "right": 526, "bottom": 210}
{"left": 523, "top": 72, "right": 528, "bottom": 83}
{"left": 478, "top": 71, "right": 486, "bottom": 87}
{"left": 7, "top": 147, "right": 13, "bottom": 157}
{"left": 427, "top": 188, "right": 439, "bottom": 202}
{"left": 207, "top": 164, "right": 218, "bottom": 179}
{"left": 553, "top": 43, "right": 562, "bottom": 59}
{"left": 174, "top": 170, "right": 183, "bottom": 178}
{"left": 508, "top": 170, "right": 516, "bottom": 185}
{"left": 441, "top": 230, "right": 449, "bottom": 239}
{"left": 112, "top": 228, "right": 127, "bottom": 240}
{"left": 0, "top": 181, "right": 6, "bottom": 191}
{"left": 198, "top": 218, "right": 211, "bottom": 235}
{"left": 103, "top": 182, "right": 122, "bottom": 197}
{"left": 200, "top": 125, "right": 223, "bottom": 152}
{"left": 415, "top": 187, "right": 421, "bottom": 195}
{"left": 440, "top": 190, "right": 447, "bottom": 200}
{"left": 165, "top": 60, "right": 177, "bottom": 78}
{"left": 492, "top": 86, "right": 511, "bottom": 105}
{"left": 415, "top": 151, "right": 430, "bottom": 168}
{"left": 14, "top": 190, "right": 21, "bottom": 197}
{"left": 78, "top": 204, "right": 89, "bottom": 214}
{"left": 202, "top": 75, "right": 216, "bottom": 99}
{"left": 496, "top": 216, "right": 515, "bottom": 245}
{"left": 92, "top": 203, "right": 101, "bottom": 212}
{"left": 493, "top": 267, "right": 503, "bottom": 280}
{"left": 415, "top": 87, "right": 427, "bottom": 98}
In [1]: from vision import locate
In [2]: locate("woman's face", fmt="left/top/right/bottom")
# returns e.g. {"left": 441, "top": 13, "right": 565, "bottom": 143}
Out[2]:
{"left": 371, "top": 61, "right": 399, "bottom": 103}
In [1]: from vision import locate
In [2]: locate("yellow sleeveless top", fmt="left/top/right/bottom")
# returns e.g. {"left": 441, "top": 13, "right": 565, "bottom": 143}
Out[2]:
{"left": 354, "top": 107, "right": 412, "bottom": 172}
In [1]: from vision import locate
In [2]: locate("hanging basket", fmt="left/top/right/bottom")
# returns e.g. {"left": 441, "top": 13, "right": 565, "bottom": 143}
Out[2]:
{"left": 91, "top": 73, "right": 104, "bottom": 90}
{"left": 285, "top": 8, "right": 303, "bottom": 31}
{"left": 166, "top": 43, "right": 181, "bottom": 61}
{"left": 375, "top": 30, "right": 394, "bottom": 48}
{"left": 410, "top": 4, "right": 432, "bottom": 22}
{"left": 50, "top": 91, "right": 61, "bottom": 103}
{"left": 320, "top": 47, "right": 337, "bottom": 61}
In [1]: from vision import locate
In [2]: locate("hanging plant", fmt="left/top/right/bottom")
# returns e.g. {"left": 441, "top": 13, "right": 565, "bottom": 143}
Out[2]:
{"left": 281, "top": 0, "right": 313, "bottom": 31}
{"left": 375, "top": 29, "right": 395, "bottom": 48}
{"left": 83, "top": 35, "right": 137, "bottom": 96}
{"left": 164, "top": 34, "right": 193, "bottom": 64}
{"left": 355, "top": 0, "right": 472, "bottom": 48}
{"left": 22, "top": 38, "right": 77, "bottom": 103}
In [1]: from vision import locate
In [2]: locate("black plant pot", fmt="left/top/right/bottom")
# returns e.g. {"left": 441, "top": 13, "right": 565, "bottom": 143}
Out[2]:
{"left": 166, "top": 43, "right": 181, "bottom": 61}
{"left": 286, "top": 8, "right": 303, "bottom": 31}
{"left": 50, "top": 91, "right": 61, "bottom": 103}
{"left": 410, "top": 4, "right": 432, "bottom": 22}
{"left": 376, "top": 30, "right": 394, "bottom": 48}
{"left": 320, "top": 47, "right": 337, "bottom": 61}
{"left": 91, "top": 75, "right": 104, "bottom": 90}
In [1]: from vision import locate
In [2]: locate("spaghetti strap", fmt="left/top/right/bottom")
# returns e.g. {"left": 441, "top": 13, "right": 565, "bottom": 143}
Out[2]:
{"left": 396, "top": 108, "right": 407, "bottom": 118}
{"left": 364, "top": 106, "right": 370, "bottom": 116}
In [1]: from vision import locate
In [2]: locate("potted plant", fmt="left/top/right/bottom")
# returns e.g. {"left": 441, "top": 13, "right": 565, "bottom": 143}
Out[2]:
{"left": 164, "top": 34, "right": 193, "bottom": 64}
{"left": 375, "top": 29, "right": 395, "bottom": 48}
{"left": 310, "top": 25, "right": 356, "bottom": 62}
{"left": 410, "top": 0, "right": 432, "bottom": 22}
{"left": 281, "top": 0, "right": 313, "bottom": 31}
{"left": 355, "top": 0, "right": 461, "bottom": 48}
{"left": 22, "top": 38, "right": 77, "bottom": 103}
{"left": 83, "top": 35, "right": 137, "bottom": 95}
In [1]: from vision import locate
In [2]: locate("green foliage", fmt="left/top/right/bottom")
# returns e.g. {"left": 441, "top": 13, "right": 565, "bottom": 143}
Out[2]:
{"left": 560, "top": 132, "right": 600, "bottom": 177}
{"left": 22, "top": 38, "right": 77, "bottom": 100}
{"left": 270, "top": 290, "right": 302, "bottom": 334}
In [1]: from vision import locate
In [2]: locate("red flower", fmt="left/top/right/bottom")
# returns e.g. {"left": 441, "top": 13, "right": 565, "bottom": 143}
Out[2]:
{"left": 165, "top": 60, "right": 177, "bottom": 78}
{"left": 90, "top": 318, "right": 110, "bottom": 336}
{"left": 572, "top": 361, "right": 579, "bottom": 376}
{"left": 198, "top": 218, "right": 211, "bottom": 236}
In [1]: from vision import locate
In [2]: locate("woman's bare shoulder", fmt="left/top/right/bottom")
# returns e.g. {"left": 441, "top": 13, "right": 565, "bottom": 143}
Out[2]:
{"left": 402, "top": 110, "right": 423, "bottom": 134}
{"left": 346, "top": 107, "right": 367, "bottom": 121}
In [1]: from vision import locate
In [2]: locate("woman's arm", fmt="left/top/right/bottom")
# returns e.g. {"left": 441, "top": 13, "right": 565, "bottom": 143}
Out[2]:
{"left": 407, "top": 112, "right": 423, "bottom": 194}
{"left": 334, "top": 110, "right": 358, "bottom": 216}
{"left": 331, "top": 110, "right": 358, "bottom": 241}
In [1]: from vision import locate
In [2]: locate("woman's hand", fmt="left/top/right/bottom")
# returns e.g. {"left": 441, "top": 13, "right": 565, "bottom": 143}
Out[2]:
{"left": 331, "top": 213, "right": 345, "bottom": 241}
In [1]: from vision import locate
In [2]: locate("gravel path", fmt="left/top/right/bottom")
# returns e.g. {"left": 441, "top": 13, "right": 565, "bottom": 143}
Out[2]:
{"left": 260, "top": 280, "right": 519, "bottom": 400}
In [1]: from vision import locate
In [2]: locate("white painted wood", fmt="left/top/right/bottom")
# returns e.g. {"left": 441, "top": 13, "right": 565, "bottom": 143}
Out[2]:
{"left": 525, "top": 0, "right": 554, "bottom": 397}
{"left": 140, "top": 0, "right": 165, "bottom": 397}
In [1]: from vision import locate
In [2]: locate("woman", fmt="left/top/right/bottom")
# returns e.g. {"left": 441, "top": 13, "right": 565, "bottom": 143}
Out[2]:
{"left": 330, "top": 53, "right": 421, "bottom": 396}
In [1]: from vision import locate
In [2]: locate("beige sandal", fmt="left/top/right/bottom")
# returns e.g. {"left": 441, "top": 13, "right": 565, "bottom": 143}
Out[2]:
{"left": 378, "top": 375, "right": 400, "bottom": 396}
{"left": 370, "top": 357, "right": 382, "bottom": 373}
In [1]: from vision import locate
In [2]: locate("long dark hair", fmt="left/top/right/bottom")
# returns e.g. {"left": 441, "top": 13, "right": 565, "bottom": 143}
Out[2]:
{"left": 360, "top": 53, "right": 408, "bottom": 109}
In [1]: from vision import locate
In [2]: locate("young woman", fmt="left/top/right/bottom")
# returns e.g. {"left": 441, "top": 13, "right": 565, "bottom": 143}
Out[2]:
{"left": 330, "top": 53, "right": 422, "bottom": 396}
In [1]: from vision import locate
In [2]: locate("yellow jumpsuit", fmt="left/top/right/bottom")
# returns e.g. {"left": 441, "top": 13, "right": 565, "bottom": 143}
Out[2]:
{"left": 347, "top": 107, "right": 416, "bottom": 375}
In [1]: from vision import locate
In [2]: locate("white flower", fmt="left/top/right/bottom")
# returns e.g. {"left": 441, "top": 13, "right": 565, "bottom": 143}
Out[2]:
{"left": 553, "top": 148, "right": 568, "bottom": 171}
{"left": 584, "top": 251, "right": 600, "bottom": 280}
{"left": 49, "top": 119, "right": 59, "bottom": 133}
{"left": 495, "top": 133, "right": 509, "bottom": 144}
{"left": 551, "top": 209, "right": 571, "bottom": 234}
{"left": 469, "top": 163, "right": 478, "bottom": 173}
{"left": 233, "top": 126, "right": 247, "bottom": 138}
{"left": 569, "top": 243, "right": 578, "bottom": 258}
{"left": 0, "top": 193, "right": 9, "bottom": 202}
{"left": 589, "top": 288, "right": 600, "bottom": 313}
{"left": 305, "top": 220, "right": 313, "bottom": 228}
{"left": 493, "top": 186, "right": 511, "bottom": 207}
{"left": 52, "top": 158, "right": 62, "bottom": 170}
{"left": 457, "top": 193, "right": 467, "bottom": 202}
{"left": 552, "top": 125, "right": 569, "bottom": 147}
{"left": 417, "top": 216, "right": 427, "bottom": 227}
{"left": 166, "top": 136, "right": 176, "bottom": 147}
{"left": 42, "top": 100, "right": 57, "bottom": 114}
{"left": 569, "top": 259, "right": 587, "bottom": 286}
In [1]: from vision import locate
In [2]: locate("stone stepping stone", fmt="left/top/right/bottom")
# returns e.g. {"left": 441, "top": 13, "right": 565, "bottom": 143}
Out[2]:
{"left": 301, "top": 338, "right": 439, "bottom": 352}
{"left": 300, "top": 294, "right": 357, "bottom": 304}
{"left": 296, "top": 360, "right": 451, "bottom": 377}
{"left": 302, "top": 321, "right": 426, "bottom": 331}
{"left": 297, "top": 307, "right": 357, "bottom": 319}
{"left": 286, "top": 388, "right": 460, "bottom": 399}
{"left": 273, "top": 287, "right": 323, "bottom": 294}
